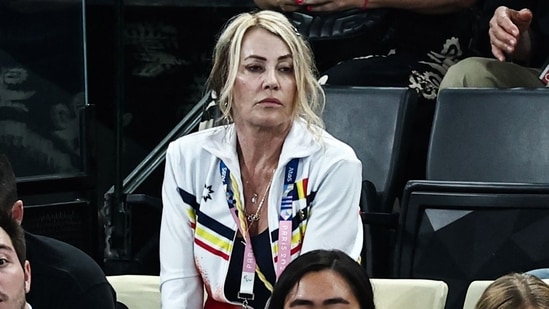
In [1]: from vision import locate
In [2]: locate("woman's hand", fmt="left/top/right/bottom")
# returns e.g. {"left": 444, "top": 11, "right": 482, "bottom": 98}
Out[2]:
{"left": 489, "top": 6, "right": 533, "bottom": 62}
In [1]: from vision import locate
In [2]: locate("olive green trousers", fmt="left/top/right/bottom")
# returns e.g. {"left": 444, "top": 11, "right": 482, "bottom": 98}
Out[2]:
{"left": 439, "top": 56, "right": 547, "bottom": 90}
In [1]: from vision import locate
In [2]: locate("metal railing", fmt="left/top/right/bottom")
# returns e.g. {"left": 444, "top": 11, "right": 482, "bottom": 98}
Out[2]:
{"left": 103, "top": 91, "right": 210, "bottom": 264}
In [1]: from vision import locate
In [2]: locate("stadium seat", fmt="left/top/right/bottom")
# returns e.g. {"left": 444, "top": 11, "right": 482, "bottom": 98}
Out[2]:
{"left": 107, "top": 275, "right": 160, "bottom": 309}
{"left": 106, "top": 275, "right": 448, "bottom": 309}
{"left": 394, "top": 88, "right": 549, "bottom": 309}
{"left": 322, "top": 86, "right": 417, "bottom": 277}
{"left": 372, "top": 278, "right": 448, "bottom": 309}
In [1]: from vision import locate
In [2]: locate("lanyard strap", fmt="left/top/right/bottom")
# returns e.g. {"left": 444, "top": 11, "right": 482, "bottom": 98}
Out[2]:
{"left": 220, "top": 162, "right": 257, "bottom": 302}
{"left": 220, "top": 158, "right": 299, "bottom": 300}
{"left": 276, "top": 158, "right": 298, "bottom": 278}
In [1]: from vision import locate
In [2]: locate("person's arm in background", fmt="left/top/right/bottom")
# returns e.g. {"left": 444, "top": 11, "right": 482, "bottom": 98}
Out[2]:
{"left": 487, "top": 6, "right": 533, "bottom": 63}
{"left": 253, "top": 0, "right": 477, "bottom": 14}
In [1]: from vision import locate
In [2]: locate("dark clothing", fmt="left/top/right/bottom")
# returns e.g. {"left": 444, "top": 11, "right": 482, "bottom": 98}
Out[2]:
{"left": 321, "top": 9, "right": 476, "bottom": 182}
{"left": 225, "top": 229, "right": 276, "bottom": 309}
{"left": 25, "top": 232, "right": 118, "bottom": 309}
{"left": 322, "top": 9, "right": 476, "bottom": 101}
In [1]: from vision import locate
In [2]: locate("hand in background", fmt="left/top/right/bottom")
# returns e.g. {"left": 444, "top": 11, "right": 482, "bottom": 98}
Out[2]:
{"left": 489, "top": 6, "right": 533, "bottom": 62}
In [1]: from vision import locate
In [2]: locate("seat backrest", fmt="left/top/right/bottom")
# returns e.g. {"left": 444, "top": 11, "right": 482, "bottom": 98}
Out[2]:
{"left": 106, "top": 275, "right": 447, "bottom": 309}
{"left": 371, "top": 278, "right": 448, "bottom": 309}
{"left": 395, "top": 181, "right": 549, "bottom": 309}
{"left": 428, "top": 88, "right": 549, "bottom": 182}
{"left": 322, "top": 86, "right": 416, "bottom": 277}
{"left": 322, "top": 86, "right": 417, "bottom": 212}
{"left": 463, "top": 279, "right": 549, "bottom": 309}
{"left": 107, "top": 275, "right": 160, "bottom": 309}
{"left": 395, "top": 88, "right": 549, "bottom": 309}
{"left": 462, "top": 280, "right": 492, "bottom": 309}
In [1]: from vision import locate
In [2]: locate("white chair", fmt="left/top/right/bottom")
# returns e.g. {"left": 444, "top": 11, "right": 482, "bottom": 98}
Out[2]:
{"left": 106, "top": 275, "right": 448, "bottom": 309}
{"left": 463, "top": 279, "right": 549, "bottom": 309}
{"left": 371, "top": 278, "right": 448, "bottom": 309}
{"left": 462, "top": 280, "right": 493, "bottom": 309}
{"left": 107, "top": 275, "right": 160, "bottom": 309}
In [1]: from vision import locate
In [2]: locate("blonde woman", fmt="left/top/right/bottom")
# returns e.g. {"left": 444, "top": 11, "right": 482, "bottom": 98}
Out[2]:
{"left": 159, "top": 10, "right": 363, "bottom": 309}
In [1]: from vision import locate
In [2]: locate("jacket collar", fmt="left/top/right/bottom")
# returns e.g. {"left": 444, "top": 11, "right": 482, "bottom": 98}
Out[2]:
{"left": 203, "top": 118, "right": 322, "bottom": 172}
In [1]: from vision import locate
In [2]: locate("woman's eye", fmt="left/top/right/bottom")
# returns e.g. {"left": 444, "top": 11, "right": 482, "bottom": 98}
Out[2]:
{"left": 0, "top": 258, "right": 8, "bottom": 266}
{"left": 246, "top": 65, "right": 264, "bottom": 72}
{"left": 279, "top": 66, "right": 294, "bottom": 73}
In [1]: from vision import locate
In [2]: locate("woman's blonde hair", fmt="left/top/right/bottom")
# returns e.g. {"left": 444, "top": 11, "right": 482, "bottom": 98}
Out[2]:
{"left": 476, "top": 273, "right": 549, "bottom": 309}
{"left": 205, "top": 9, "right": 324, "bottom": 129}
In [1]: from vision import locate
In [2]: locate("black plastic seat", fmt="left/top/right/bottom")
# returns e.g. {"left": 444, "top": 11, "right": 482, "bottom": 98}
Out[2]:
{"left": 427, "top": 88, "right": 549, "bottom": 183}
{"left": 394, "top": 88, "right": 549, "bottom": 309}
{"left": 322, "top": 85, "right": 417, "bottom": 277}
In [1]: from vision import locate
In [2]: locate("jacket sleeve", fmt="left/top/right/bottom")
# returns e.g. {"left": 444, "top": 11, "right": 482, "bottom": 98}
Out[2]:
{"left": 300, "top": 154, "right": 363, "bottom": 260}
{"left": 160, "top": 142, "right": 204, "bottom": 309}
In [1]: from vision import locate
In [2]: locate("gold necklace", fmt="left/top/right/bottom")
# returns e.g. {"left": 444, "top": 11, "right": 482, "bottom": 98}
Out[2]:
{"left": 246, "top": 170, "right": 275, "bottom": 223}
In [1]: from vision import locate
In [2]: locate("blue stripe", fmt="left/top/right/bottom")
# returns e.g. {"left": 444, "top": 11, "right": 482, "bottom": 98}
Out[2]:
{"left": 196, "top": 209, "right": 235, "bottom": 241}
{"left": 177, "top": 187, "right": 199, "bottom": 211}
{"left": 307, "top": 190, "right": 316, "bottom": 205}
{"left": 177, "top": 187, "right": 235, "bottom": 240}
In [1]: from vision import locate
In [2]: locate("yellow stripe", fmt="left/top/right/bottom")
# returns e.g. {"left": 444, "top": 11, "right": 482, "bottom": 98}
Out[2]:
{"left": 296, "top": 180, "right": 306, "bottom": 200}
{"left": 195, "top": 225, "right": 232, "bottom": 255}
{"left": 229, "top": 173, "right": 249, "bottom": 239}
{"left": 186, "top": 207, "right": 196, "bottom": 223}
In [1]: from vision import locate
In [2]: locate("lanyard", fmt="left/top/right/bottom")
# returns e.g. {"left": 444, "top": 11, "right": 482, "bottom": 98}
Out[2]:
{"left": 276, "top": 158, "right": 298, "bottom": 278}
{"left": 220, "top": 158, "right": 299, "bottom": 305}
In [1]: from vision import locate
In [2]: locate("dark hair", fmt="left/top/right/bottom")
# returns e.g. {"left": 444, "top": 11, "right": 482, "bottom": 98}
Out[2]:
{"left": 268, "top": 249, "right": 376, "bottom": 309}
{"left": 0, "top": 209, "right": 26, "bottom": 269}
{"left": 0, "top": 152, "right": 17, "bottom": 213}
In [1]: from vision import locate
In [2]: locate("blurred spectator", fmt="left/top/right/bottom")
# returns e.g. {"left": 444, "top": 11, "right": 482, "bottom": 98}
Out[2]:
{"left": 0, "top": 152, "right": 121, "bottom": 309}
{"left": 255, "top": 0, "right": 479, "bottom": 183}
{"left": 440, "top": 2, "right": 549, "bottom": 89}
{"left": 476, "top": 273, "right": 549, "bottom": 309}
{"left": 0, "top": 208, "right": 31, "bottom": 309}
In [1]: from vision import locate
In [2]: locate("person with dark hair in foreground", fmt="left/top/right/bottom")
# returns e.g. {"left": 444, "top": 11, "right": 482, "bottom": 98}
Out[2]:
{"left": 0, "top": 152, "right": 120, "bottom": 309}
{"left": 267, "top": 249, "right": 376, "bottom": 309}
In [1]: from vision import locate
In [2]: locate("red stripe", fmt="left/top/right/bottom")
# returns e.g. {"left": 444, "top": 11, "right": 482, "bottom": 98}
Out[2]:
{"left": 195, "top": 238, "right": 230, "bottom": 260}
